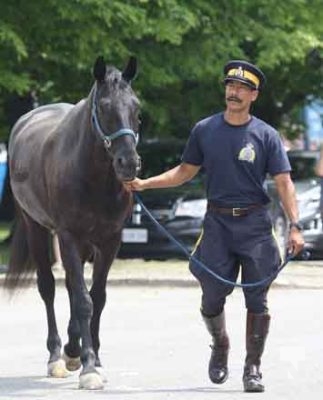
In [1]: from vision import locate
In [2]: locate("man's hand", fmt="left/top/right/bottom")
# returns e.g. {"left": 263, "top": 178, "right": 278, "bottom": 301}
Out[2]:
{"left": 287, "top": 228, "right": 305, "bottom": 256}
{"left": 124, "top": 178, "right": 146, "bottom": 192}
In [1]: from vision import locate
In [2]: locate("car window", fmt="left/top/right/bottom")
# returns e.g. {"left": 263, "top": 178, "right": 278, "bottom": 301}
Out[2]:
{"left": 289, "top": 156, "right": 317, "bottom": 180}
{"left": 137, "top": 141, "right": 208, "bottom": 190}
{"left": 139, "top": 150, "right": 182, "bottom": 178}
{"left": 138, "top": 143, "right": 184, "bottom": 178}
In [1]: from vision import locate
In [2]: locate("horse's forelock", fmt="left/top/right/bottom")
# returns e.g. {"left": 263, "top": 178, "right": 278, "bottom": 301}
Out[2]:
{"left": 94, "top": 67, "right": 137, "bottom": 106}
{"left": 105, "top": 68, "right": 121, "bottom": 84}
{"left": 104, "top": 67, "right": 132, "bottom": 92}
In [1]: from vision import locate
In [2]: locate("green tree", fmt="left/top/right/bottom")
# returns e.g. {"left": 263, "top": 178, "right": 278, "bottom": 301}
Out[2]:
{"left": 1, "top": 0, "right": 323, "bottom": 141}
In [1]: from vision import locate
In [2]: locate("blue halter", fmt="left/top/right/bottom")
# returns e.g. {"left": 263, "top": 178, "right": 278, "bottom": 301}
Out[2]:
{"left": 91, "top": 84, "right": 139, "bottom": 149}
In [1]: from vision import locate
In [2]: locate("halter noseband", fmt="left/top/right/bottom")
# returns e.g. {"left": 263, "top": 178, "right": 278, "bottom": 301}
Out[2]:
{"left": 91, "top": 84, "right": 139, "bottom": 149}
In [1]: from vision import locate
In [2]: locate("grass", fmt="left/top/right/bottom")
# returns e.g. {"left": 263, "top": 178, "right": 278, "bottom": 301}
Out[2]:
{"left": 0, "top": 220, "right": 191, "bottom": 277}
{"left": 0, "top": 222, "right": 11, "bottom": 241}
{"left": 0, "top": 222, "right": 12, "bottom": 267}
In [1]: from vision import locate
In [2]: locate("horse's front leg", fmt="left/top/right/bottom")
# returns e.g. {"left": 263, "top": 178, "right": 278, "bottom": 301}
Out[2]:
{"left": 62, "top": 275, "right": 82, "bottom": 372}
{"left": 89, "top": 240, "right": 120, "bottom": 379}
{"left": 58, "top": 232, "right": 104, "bottom": 390}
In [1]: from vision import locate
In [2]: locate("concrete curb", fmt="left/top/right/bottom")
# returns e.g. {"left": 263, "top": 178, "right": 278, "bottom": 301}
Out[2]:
{"left": 1, "top": 260, "right": 323, "bottom": 290}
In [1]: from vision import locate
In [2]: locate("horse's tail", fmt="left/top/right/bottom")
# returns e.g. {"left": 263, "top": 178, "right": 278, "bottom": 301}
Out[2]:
{"left": 3, "top": 206, "right": 35, "bottom": 290}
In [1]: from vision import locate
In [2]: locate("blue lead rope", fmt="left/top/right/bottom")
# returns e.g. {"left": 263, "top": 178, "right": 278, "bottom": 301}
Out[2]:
{"left": 134, "top": 193, "right": 295, "bottom": 288}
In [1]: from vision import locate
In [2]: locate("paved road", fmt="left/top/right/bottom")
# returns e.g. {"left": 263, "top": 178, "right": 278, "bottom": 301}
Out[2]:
{"left": 0, "top": 283, "right": 323, "bottom": 400}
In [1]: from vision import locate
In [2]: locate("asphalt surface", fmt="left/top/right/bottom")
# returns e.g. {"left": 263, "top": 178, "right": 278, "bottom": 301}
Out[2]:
{"left": 1, "top": 258, "right": 323, "bottom": 399}
{"left": 1, "top": 283, "right": 323, "bottom": 399}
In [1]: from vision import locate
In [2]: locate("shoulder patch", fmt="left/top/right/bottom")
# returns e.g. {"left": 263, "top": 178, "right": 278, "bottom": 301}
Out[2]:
{"left": 238, "top": 143, "right": 256, "bottom": 163}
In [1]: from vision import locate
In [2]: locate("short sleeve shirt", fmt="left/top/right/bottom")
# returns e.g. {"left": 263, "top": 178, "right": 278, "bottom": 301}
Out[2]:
{"left": 182, "top": 112, "right": 291, "bottom": 207}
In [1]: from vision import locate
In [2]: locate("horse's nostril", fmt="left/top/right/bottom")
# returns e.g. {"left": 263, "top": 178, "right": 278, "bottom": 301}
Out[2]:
{"left": 117, "top": 156, "right": 132, "bottom": 168}
{"left": 117, "top": 157, "right": 125, "bottom": 167}
{"left": 115, "top": 155, "right": 140, "bottom": 175}
{"left": 117, "top": 155, "right": 140, "bottom": 165}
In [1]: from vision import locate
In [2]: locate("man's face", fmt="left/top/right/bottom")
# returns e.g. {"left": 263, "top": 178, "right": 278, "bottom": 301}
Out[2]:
{"left": 225, "top": 80, "right": 259, "bottom": 112}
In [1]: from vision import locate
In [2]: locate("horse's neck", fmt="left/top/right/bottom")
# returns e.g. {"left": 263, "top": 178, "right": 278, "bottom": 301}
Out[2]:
{"left": 57, "top": 99, "right": 114, "bottom": 180}
{"left": 55, "top": 98, "right": 128, "bottom": 205}
{"left": 64, "top": 99, "right": 100, "bottom": 155}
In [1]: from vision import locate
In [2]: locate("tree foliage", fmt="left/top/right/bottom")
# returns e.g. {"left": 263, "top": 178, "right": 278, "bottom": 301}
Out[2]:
{"left": 1, "top": 0, "right": 323, "bottom": 140}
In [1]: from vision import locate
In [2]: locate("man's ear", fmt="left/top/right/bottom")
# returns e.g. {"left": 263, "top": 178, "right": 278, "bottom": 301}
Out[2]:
{"left": 251, "top": 90, "right": 259, "bottom": 102}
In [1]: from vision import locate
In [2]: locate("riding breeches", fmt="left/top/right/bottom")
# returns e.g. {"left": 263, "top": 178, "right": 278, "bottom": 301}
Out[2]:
{"left": 189, "top": 208, "right": 281, "bottom": 315}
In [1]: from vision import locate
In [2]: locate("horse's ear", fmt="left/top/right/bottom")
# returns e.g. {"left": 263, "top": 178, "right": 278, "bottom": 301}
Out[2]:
{"left": 93, "top": 56, "right": 106, "bottom": 82}
{"left": 122, "top": 56, "right": 137, "bottom": 83}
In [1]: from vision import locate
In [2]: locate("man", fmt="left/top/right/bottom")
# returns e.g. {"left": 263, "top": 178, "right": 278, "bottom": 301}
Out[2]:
{"left": 125, "top": 60, "right": 304, "bottom": 392}
{"left": 314, "top": 144, "right": 323, "bottom": 225}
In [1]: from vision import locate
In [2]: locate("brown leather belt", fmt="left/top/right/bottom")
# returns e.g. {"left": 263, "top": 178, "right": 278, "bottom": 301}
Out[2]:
{"left": 207, "top": 203, "right": 262, "bottom": 217}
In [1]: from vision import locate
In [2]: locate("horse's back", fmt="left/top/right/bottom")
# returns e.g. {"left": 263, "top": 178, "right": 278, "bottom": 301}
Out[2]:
{"left": 9, "top": 103, "right": 73, "bottom": 150}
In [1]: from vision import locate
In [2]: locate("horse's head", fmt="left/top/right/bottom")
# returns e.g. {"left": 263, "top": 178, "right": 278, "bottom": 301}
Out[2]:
{"left": 91, "top": 56, "right": 141, "bottom": 181}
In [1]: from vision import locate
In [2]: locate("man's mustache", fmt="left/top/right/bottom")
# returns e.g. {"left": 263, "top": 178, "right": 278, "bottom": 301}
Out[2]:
{"left": 227, "top": 96, "right": 242, "bottom": 103}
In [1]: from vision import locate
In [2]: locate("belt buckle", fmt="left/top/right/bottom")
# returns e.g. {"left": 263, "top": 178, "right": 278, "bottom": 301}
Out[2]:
{"left": 232, "top": 207, "right": 241, "bottom": 217}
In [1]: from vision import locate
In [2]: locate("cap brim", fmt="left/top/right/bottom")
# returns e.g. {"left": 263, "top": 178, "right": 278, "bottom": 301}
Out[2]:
{"left": 224, "top": 77, "right": 257, "bottom": 90}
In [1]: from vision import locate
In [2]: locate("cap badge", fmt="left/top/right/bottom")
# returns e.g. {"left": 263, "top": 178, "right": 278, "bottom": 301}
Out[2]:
{"left": 235, "top": 66, "right": 244, "bottom": 77}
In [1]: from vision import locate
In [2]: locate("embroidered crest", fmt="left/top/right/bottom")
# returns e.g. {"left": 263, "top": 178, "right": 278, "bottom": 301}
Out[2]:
{"left": 238, "top": 143, "right": 255, "bottom": 163}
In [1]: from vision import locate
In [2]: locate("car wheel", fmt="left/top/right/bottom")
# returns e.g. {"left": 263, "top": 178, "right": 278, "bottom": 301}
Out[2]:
{"left": 273, "top": 213, "right": 287, "bottom": 253}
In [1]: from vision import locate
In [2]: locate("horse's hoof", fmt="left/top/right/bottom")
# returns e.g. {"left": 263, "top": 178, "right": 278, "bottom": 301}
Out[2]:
{"left": 79, "top": 372, "right": 104, "bottom": 390}
{"left": 96, "top": 366, "right": 108, "bottom": 383}
{"left": 63, "top": 352, "right": 82, "bottom": 371}
{"left": 47, "top": 359, "right": 69, "bottom": 378}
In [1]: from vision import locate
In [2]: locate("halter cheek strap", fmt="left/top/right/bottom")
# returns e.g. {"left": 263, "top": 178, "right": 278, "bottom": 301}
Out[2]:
{"left": 91, "top": 84, "right": 139, "bottom": 148}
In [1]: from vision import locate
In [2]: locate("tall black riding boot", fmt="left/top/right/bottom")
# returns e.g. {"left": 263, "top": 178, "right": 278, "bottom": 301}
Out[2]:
{"left": 243, "top": 312, "right": 270, "bottom": 393}
{"left": 202, "top": 311, "right": 230, "bottom": 384}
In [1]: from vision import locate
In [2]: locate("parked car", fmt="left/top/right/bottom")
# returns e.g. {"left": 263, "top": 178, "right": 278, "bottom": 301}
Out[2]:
{"left": 267, "top": 150, "right": 322, "bottom": 259}
{"left": 118, "top": 139, "right": 206, "bottom": 259}
{"left": 118, "top": 142, "right": 323, "bottom": 260}
{"left": 0, "top": 143, "right": 8, "bottom": 203}
{"left": 0, "top": 142, "right": 14, "bottom": 224}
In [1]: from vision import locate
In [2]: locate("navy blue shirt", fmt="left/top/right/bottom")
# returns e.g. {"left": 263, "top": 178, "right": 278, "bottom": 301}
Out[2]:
{"left": 182, "top": 112, "right": 291, "bottom": 207}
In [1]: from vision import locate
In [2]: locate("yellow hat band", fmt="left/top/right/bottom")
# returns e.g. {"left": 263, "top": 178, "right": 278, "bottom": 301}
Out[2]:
{"left": 227, "top": 68, "right": 260, "bottom": 88}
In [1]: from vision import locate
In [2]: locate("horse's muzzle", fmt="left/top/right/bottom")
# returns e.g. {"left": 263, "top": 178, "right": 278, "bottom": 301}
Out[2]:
{"left": 114, "top": 154, "right": 141, "bottom": 181}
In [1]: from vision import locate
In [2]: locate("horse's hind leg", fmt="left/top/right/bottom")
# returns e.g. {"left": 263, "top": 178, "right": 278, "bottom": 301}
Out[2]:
{"left": 24, "top": 214, "right": 68, "bottom": 378}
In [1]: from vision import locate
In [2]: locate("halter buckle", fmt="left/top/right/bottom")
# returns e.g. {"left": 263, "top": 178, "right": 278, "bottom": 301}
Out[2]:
{"left": 103, "top": 137, "right": 111, "bottom": 149}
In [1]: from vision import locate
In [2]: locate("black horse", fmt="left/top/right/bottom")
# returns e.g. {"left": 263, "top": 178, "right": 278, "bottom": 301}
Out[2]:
{"left": 4, "top": 56, "right": 141, "bottom": 390}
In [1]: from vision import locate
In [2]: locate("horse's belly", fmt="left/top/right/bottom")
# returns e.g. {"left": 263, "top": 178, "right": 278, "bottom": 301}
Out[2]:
{"left": 11, "top": 183, "right": 54, "bottom": 228}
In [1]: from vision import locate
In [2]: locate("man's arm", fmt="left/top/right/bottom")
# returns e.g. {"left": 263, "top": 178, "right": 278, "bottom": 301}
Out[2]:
{"left": 124, "top": 162, "right": 201, "bottom": 191}
{"left": 315, "top": 147, "right": 323, "bottom": 177}
{"left": 273, "top": 172, "right": 304, "bottom": 255}
{"left": 273, "top": 172, "right": 299, "bottom": 223}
